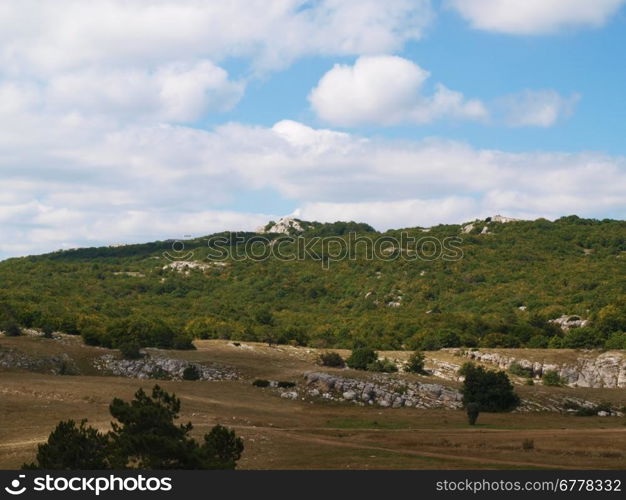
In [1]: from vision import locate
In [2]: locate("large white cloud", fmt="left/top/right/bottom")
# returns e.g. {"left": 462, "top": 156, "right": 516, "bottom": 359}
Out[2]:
{"left": 448, "top": 0, "right": 626, "bottom": 35}
{"left": 309, "top": 56, "right": 577, "bottom": 128}
{"left": 0, "top": 1, "right": 433, "bottom": 124}
{"left": 309, "top": 56, "right": 487, "bottom": 126}
{"left": 1, "top": 119, "right": 624, "bottom": 258}
{"left": 0, "top": 0, "right": 432, "bottom": 75}
{"left": 0, "top": 61, "right": 244, "bottom": 124}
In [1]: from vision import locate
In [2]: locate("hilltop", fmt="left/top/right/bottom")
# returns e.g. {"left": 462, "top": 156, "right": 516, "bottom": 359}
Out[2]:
{"left": 0, "top": 215, "right": 624, "bottom": 351}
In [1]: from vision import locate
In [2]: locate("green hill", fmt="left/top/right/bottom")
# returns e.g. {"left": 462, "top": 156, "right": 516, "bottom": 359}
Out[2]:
{"left": 0, "top": 215, "right": 625, "bottom": 351}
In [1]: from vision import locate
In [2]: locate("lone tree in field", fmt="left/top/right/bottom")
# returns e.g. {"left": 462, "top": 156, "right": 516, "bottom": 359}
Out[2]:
{"left": 459, "top": 363, "right": 520, "bottom": 412}
{"left": 24, "top": 385, "right": 243, "bottom": 470}
{"left": 466, "top": 402, "right": 480, "bottom": 425}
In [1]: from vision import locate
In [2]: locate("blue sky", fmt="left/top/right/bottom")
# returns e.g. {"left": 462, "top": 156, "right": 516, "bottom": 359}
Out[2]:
{"left": 0, "top": 0, "right": 625, "bottom": 258}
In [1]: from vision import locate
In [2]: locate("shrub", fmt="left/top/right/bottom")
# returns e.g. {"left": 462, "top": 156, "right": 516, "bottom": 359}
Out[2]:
{"left": 366, "top": 358, "right": 398, "bottom": 373}
{"left": 42, "top": 324, "right": 55, "bottom": 339}
{"left": 542, "top": 370, "right": 564, "bottom": 386}
{"left": 561, "top": 327, "right": 603, "bottom": 349}
{"left": 459, "top": 363, "right": 520, "bottom": 412}
{"left": 346, "top": 347, "right": 378, "bottom": 370}
{"left": 525, "top": 378, "right": 534, "bottom": 386}
{"left": 527, "top": 335, "right": 549, "bottom": 348}
{"left": 419, "top": 330, "right": 461, "bottom": 351}
{"left": 119, "top": 341, "right": 142, "bottom": 360}
{"left": 172, "top": 335, "right": 196, "bottom": 350}
{"left": 522, "top": 439, "right": 534, "bottom": 451}
{"left": 466, "top": 402, "right": 480, "bottom": 425}
{"left": 182, "top": 365, "right": 201, "bottom": 381}
{"left": 1, "top": 319, "right": 21, "bottom": 337}
{"left": 479, "top": 333, "right": 520, "bottom": 348}
{"left": 575, "top": 407, "right": 597, "bottom": 417}
{"left": 252, "top": 379, "right": 270, "bottom": 388}
{"left": 319, "top": 351, "right": 345, "bottom": 368}
{"left": 508, "top": 362, "right": 533, "bottom": 378}
{"left": 405, "top": 351, "right": 426, "bottom": 374}
{"left": 548, "top": 336, "right": 563, "bottom": 349}
{"left": 58, "top": 361, "right": 77, "bottom": 376}
{"left": 277, "top": 381, "right": 296, "bottom": 388}
{"left": 605, "top": 332, "right": 626, "bottom": 350}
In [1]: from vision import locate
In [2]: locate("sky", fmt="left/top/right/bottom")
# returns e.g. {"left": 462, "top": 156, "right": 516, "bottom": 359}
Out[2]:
{"left": 1, "top": 0, "right": 625, "bottom": 258}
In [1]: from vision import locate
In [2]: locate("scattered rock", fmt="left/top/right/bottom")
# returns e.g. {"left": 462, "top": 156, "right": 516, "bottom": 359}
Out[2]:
{"left": 549, "top": 315, "right": 589, "bottom": 331}
{"left": 94, "top": 354, "right": 238, "bottom": 381}
{"left": 303, "top": 371, "right": 462, "bottom": 409}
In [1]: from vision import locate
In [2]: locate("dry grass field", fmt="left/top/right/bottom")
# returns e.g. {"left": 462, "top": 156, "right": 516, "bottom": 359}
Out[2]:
{"left": 1, "top": 337, "right": 625, "bottom": 469}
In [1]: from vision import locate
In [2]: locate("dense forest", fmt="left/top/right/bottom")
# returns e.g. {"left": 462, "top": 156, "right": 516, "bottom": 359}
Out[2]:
{"left": 0, "top": 216, "right": 625, "bottom": 351}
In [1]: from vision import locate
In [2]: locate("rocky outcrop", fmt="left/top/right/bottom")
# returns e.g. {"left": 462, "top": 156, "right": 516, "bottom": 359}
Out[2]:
{"left": 162, "top": 260, "right": 227, "bottom": 274}
{"left": 549, "top": 315, "right": 589, "bottom": 331}
{"left": 0, "top": 348, "right": 78, "bottom": 375}
{"left": 460, "top": 349, "right": 626, "bottom": 388}
{"left": 461, "top": 215, "right": 522, "bottom": 234}
{"left": 256, "top": 217, "right": 304, "bottom": 235}
{"left": 94, "top": 354, "right": 238, "bottom": 381}
{"left": 303, "top": 372, "right": 462, "bottom": 409}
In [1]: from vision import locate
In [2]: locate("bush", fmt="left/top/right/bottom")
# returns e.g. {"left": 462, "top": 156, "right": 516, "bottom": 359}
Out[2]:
{"left": 42, "top": 324, "right": 54, "bottom": 339}
{"left": 1, "top": 319, "right": 21, "bottom": 337}
{"left": 119, "top": 341, "right": 141, "bottom": 360}
{"left": 405, "top": 351, "right": 426, "bottom": 374}
{"left": 605, "top": 332, "right": 626, "bottom": 350}
{"left": 527, "top": 335, "right": 549, "bottom": 348}
{"left": 366, "top": 358, "right": 398, "bottom": 373}
{"left": 466, "top": 402, "right": 480, "bottom": 425}
{"left": 346, "top": 347, "right": 378, "bottom": 370}
{"left": 172, "top": 335, "right": 196, "bottom": 350}
{"left": 542, "top": 370, "right": 564, "bottom": 386}
{"left": 58, "top": 361, "right": 77, "bottom": 376}
{"left": 561, "top": 327, "right": 603, "bottom": 349}
{"left": 460, "top": 363, "right": 520, "bottom": 412}
{"left": 319, "top": 351, "right": 345, "bottom": 368}
{"left": 277, "top": 381, "right": 296, "bottom": 388}
{"left": 479, "top": 333, "right": 520, "bottom": 348}
{"left": 418, "top": 330, "right": 461, "bottom": 351}
{"left": 182, "top": 365, "right": 201, "bottom": 381}
{"left": 522, "top": 439, "right": 534, "bottom": 451}
{"left": 252, "top": 379, "right": 270, "bottom": 388}
{"left": 508, "top": 362, "right": 533, "bottom": 378}
{"left": 548, "top": 336, "right": 563, "bottom": 348}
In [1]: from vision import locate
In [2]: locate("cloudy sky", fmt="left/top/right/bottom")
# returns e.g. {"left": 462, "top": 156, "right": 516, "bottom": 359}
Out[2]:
{"left": 1, "top": 0, "right": 625, "bottom": 258}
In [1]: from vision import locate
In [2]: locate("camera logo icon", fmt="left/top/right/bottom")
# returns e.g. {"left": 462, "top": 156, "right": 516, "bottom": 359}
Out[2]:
{"left": 4, "top": 475, "right": 27, "bottom": 495}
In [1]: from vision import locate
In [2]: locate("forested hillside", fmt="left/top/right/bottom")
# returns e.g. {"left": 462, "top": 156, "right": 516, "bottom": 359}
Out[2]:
{"left": 0, "top": 216, "right": 624, "bottom": 351}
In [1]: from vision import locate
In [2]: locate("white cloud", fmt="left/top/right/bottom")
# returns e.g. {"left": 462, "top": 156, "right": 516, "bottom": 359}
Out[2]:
{"left": 448, "top": 0, "right": 626, "bottom": 35}
{"left": 309, "top": 56, "right": 488, "bottom": 126}
{"left": 0, "top": 1, "right": 433, "bottom": 125}
{"left": 0, "top": 0, "right": 433, "bottom": 75}
{"left": 1, "top": 119, "right": 625, "bottom": 257}
{"left": 23, "top": 61, "right": 245, "bottom": 123}
{"left": 497, "top": 90, "right": 580, "bottom": 127}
